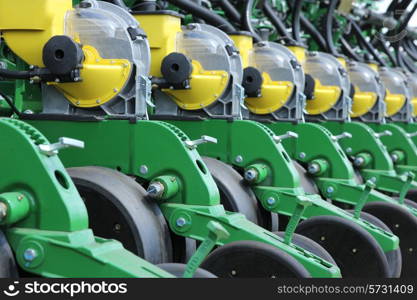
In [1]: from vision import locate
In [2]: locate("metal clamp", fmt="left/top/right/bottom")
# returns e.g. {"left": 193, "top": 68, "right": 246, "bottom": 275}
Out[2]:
{"left": 374, "top": 130, "right": 392, "bottom": 138}
{"left": 184, "top": 135, "right": 218, "bottom": 150}
{"left": 273, "top": 131, "right": 299, "bottom": 144}
{"left": 39, "top": 137, "right": 85, "bottom": 156}
{"left": 406, "top": 131, "right": 417, "bottom": 138}
{"left": 331, "top": 132, "right": 352, "bottom": 142}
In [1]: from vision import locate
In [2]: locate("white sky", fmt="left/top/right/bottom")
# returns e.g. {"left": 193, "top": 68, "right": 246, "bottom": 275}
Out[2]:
{"left": 376, "top": 0, "right": 417, "bottom": 26}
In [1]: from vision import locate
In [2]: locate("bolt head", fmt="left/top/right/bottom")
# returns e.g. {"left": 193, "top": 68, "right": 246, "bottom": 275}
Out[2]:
{"left": 346, "top": 147, "right": 353, "bottom": 153}
{"left": 308, "top": 163, "right": 320, "bottom": 174}
{"left": 176, "top": 217, "right": 187, "bottom": 227}
{"left": 299, "top": 152, "right": 306, "bottom": 159}
{"left": 139, "top": 165, "right": 149, "bottom": 174}
{"left": 23, "top": 248, "right": 37, "bottom": 262}
{"left": 0, "top": 202, "right": 7, "bottom": 220}
{"left": 235, "top": 155, "right": 243, "bottom": 163}
{"left": 244, "top": 169, "right": 258, "bottom": 182}
{"left": 354, "top": 157, "right": 364, "bottom": 166}
{"left": 267, "top": 197, "right": 276, "bottom": 205}
{"left": 326, "top": 186, "right": 334, "bottom": 194}
{"left": 147, "top": 182, "right": 164, "bottom": 198}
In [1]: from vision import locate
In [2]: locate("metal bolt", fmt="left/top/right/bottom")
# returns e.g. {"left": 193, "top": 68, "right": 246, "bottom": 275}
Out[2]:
{"left": 0, "top": 202, "right": 7, "bottom": 220}
{"left": 147, "top": 182, "right": 165, "bottom": 198}
{"left": 308, "top": 163, "right": 320, "bottom": 175}
{"left": 267, "top": 197, "right": 276, "bottom": 205}
{"left": 353, "top": 157, "right": 365, "bottom": 167}
{"left": 176, "top": 217, "right": 187, "bottom": 227}
{"left": 244, "top": 169, "right": 258, "bottom": 182}
{"left": 352, "top": 248, "right": 357, "bottom": 253}
{"left": 370, "top": 177, "right": 377, "bottom": 183}
{"left": 235, "top": 155, "right": 243, "bottom": 163}
{"left": 391, "top": 154, "right": 399, "bottom": 162}
{"left": 346, "top": 147, "right": 353, "bottom": 153}
{"left": 320, "top": 236, "right": 326, "bottom": 241}
{"left": 96, "top": 99, "right": 101, "bottom": 104}
{"left": 395, "top": 224, "right": 400, "bottom": 228}
{"left": 139, "top": 165, "right": 148, "bottom": 174}
{"left": 23, "top": 248, "right": 37, "bottom": 262}
{"left": 299, "top": 152, "right": 306, "bottom": 159}
{"left": 409, "top": 248, "right": 413, "bottom": 252}
{"left": 231, "top": 270, "right": 237, "bottom": 276}
{"left": 326, "top": 186, "right": 335, "bottom": 194}
{"left": 23, "top": 110, "right": 34, "bottom": 115}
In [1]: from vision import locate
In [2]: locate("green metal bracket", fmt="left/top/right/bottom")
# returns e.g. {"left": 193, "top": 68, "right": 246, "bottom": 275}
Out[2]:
{"left": 0, "top": 118, "right": 173, "bottom": 278}
{"left": 27, "top": 119, "right": 340, "bottom": 277}
{"left": 183, "top": 221, "right": 229, "bottom": 278}
{"left": 353, "top": 180, "right": 375, "bottom": 218}
{"left": 283, "top": 197, "right": 312, "bottom": 245}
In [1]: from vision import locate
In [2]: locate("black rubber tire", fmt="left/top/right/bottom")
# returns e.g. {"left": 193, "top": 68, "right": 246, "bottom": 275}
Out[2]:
{"left": 0, "top": 231, "right": 18, "bottom": 278}
{"left": 201, "top": 241, "right": 311, "bottom": 278}
{"left": 363, "top": 201, "right": 417, "bottom": 277}
{"left": 157, "top": 263, "right": 217, "bottom": 278}
{"left": 347, "top": 210, "right": 402, "bottom": 278}
{"left": 203, "top": 157, "right": 279, "bottom": 231}
{"left": 292, "top": 161, "right": 320, "bottom": 194}
{"left": 68, "top": 166, "right": 173, "bottom": 264}
{"left": 296, "top": 215, "right": 390, "bottom": 278}
{"left": 275, "top": 232, "right": 337, "bottom": 266}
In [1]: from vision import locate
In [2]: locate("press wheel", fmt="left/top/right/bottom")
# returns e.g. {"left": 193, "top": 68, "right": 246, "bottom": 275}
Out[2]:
{"left": 363, "top": 201, "right": 417, "bottom": 277}
{"left": 347, "top": 210, "right": 402, "bottom": 278}
{"left": 201, "top": 241, "right": 311, "bottom": 278}
{"left": 203, "top": 157, "right": 278, "bottom": 231}
{"left": 68, "top": 166, "right": 173, "bottom": 264}
{"left": 0, "top": 231, "right": 18, "bottom": 278}
{"left": 296, "top": 215, "right": 390, "bottom": 278}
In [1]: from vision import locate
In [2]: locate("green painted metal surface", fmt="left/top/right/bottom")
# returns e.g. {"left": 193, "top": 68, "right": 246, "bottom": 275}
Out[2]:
{"left": 0, "top": 118, "right": 173, "bottom": 278}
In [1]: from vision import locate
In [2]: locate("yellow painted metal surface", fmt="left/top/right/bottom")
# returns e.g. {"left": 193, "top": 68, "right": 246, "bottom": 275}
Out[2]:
{"left": 230, "top": 34, "right": 253, "bottom": 68}
{"left": 134, "top": 14, "right": 182, "bottom": 77}
{"left": 385, "top": 89, "right": 406, "bottom": 116}
{"left": 412, "top": 98, "right": 417, "bottom": 117}
{"left": 288, "top": 46, "right": 307, "bottom": 63}
{"left": 162, "top": 61, "right": 229, "bottom": 110}
{"left": 306, "top": 80, "right": 341, "bottom": 115}
{"left": 0, "top": 0, "right": 71, "bottom": 66}
{"left": 351, "top": 88, "right": 378, "bottom": 117}
{"left": 245, "top": 73, "right": 294, "bottom": 114}
{"left": 52, "top": 46, "right": 131, "bottom": 108}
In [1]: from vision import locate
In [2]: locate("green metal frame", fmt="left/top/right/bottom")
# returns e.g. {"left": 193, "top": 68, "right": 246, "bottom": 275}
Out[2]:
{"left": 269, "top": 121, "right": 417, "bottom": 219}
{"left": 164, "top": 119, "right": 398, "bottom": 253}
{"left": 27, "top": 119, "right": 340, "bottom": 278}
{"left": 0, "top": 118, "right": 173, "bottom": 278}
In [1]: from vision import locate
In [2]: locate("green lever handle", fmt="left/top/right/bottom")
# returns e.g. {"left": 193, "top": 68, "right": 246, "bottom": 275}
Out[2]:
{"left": 284, "top": 196, "right": 312, "bottom": 245}
{"left": 353, "top": 180, "right": 375, "bottom": 218}
{"left": 183, "top": 221, "right": 229, "bottom": 278}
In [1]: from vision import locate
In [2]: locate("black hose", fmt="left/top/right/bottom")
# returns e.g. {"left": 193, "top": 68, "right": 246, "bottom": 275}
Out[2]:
{"left": 323, "top": 0, "right": 340, "bottom": 56}
{"left": 300, "top": 15, "right": 328, "bottom": 51}
{"left": 241, "top": 0, "right": 263, "bottom": 42}
{"left": 0, "top": 68, "right": 32, "bottom": 80}
{"left": 403, "top": 38, "right": 417, "bottom": 61}
{"left": 340, "top": 36, "right": 363, "bottom": 62}
{"left": 218, "top": 0, "right": 241, "bottom": 24}
{"left": 349, "top": 17, "right": 387, "bottom": 66}
{"left": 166, "top": 0, "right": 236, "bottom": 33}
{"left": 376, "top": 37, "right": 398, "bottom": 66}
{"left": 0, "top": 91, "right": 21, "bottom": 117}
{"left": 262, "top": 0, "right": 295, "bottom": 43}
{"left": 292, "top": 0, "right": 303, "bottom": 43}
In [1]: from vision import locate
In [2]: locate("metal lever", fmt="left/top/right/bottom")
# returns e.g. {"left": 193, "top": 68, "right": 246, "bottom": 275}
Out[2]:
{"left": 331, "top": 132, "right": 352, "bottom": 142}
{"left": 374, "top": 130, "right": 392, "bottom": 138}
{"left": 353, "top": 180, "right": 375, "bottom": 219}
{"left": 39, "top": 137, "right": 85, "bottom": 156}
{"left": 283, "top": 196, "right": 312, "bottom": 245}
{"left": 407, "top": 131, "right": 417, "bottom": 138}
{"left": 273, "top": 131, "right": 299, "bottom": 144}
{"left": 183, "top": 221, "right": 229, "bottom": 278}
{"left": 185, "top": 135, "right": 218, "bottom": 150}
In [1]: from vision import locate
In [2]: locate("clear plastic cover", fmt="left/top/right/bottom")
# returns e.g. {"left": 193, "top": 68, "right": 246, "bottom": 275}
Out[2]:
{"left": 65, "top": 0, "right": 150, "bottom": 76}
{"left": 348, "top": 62, "right": 383, "bottom": 96}
{"left": 250, "top": 42, "right": 305, "bottom": 89}
{"left": 176, "top": 23, "right": 242, "bottom": 83}
{"left": 379, "top": 68, "right": 410, "bottom": 98}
